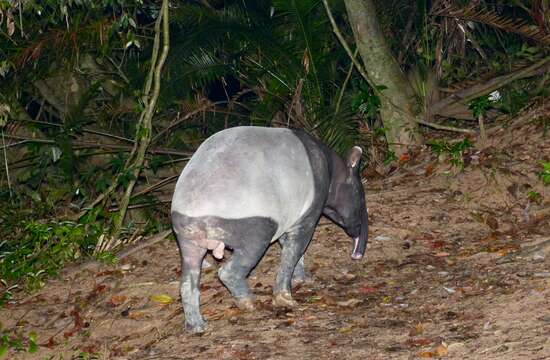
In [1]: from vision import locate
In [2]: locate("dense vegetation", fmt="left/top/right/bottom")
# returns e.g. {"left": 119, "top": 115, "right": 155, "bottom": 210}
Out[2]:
{"left": 1, "top": 0, "right": 549, "bottom": 305}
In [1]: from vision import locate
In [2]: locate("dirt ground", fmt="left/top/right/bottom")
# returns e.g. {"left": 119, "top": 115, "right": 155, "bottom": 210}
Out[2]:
{"left": 2, "top": 120, "right": 550, "bottom": 360}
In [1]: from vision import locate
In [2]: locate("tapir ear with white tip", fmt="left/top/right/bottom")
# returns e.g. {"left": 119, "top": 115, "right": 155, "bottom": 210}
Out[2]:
{"left": 347, "top": 146, "right": 363, "bottom": 169}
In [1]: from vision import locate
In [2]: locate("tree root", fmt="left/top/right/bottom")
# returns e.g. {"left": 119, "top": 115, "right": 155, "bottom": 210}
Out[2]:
{"left": 62, "top": 229, "right": 172, "bottom": 279}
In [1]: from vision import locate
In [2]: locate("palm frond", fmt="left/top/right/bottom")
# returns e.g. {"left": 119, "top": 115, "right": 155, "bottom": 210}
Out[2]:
{"left": 433, "top": 4, "right": 550, "bottom": 46}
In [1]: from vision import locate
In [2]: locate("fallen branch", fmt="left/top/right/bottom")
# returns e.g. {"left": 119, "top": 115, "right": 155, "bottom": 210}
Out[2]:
{"left": 1, "top": 135, "right": 192, "bottom": 156}
{"left": 14, "top": 118, "right": 134, "bottom": 143}
{"left": 431, "top": 56, "right": 550, "bottom": 118}
{"left": 131, "top": 175, "right": 179, "bottom": 199}
{"left": 151, "top": 101, "right": 222, "bottom": 144}
{"left": 416, "top": 119, "right": 476, "bottom": 134}
{"left": 62, "top": 229, "right": 173, "bottom": 279}
{"left": 108, "top": 199, "right": 171, "bottom": 212}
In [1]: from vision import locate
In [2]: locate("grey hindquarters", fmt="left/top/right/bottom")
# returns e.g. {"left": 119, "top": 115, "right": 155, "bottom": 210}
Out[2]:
{"left": 171, "top": 127, "right": 315, "bottom": 241}
{"left": 172, "top": 212, "right": 277, "bottom": 332}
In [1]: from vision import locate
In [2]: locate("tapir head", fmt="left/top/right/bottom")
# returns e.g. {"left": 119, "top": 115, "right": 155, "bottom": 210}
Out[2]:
{"left": 323, "top": 146, "right": 369, "bottom": 260}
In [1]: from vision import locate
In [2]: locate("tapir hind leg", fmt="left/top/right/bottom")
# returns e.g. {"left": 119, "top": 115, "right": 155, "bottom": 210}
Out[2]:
{"left": 178, "top": 239, "right": 207, "bottom": 333}
{"left": 218, "top": 240, "right": 270, "bottom": 311}
{"left": 273, "top": 221, "right": 317, "bottom": 307}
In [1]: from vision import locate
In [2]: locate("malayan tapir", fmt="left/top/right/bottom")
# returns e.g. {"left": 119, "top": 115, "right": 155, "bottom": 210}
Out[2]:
{"left": 171, "top": 126, "right": 368, "bottom": 332}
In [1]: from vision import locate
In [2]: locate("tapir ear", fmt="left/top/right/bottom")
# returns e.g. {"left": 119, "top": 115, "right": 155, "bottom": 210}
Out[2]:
{"left": 347, "top": 146, "right": 363, "bottom": 169}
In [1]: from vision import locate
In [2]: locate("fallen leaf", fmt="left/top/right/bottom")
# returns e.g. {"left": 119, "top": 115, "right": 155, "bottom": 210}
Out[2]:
{"left": 107, "top": 295, "right": 127, "bottom": 307}
{"left": 417, "top": 350, "right": 435, "bottom": 358}
{"left": 63, "top": 309, "right": 83, "bottom": 338}
{"left": 409, "top": 323, "right": 424, "bottom": 336}
{"left": 425, "top": 163, "right": 434, "bottom": 177}
{"left": 485, "top": 216, "right": 499, "bottom": 230}
{"left": 407, "top": 337, "right": 433, "bottom": 346}
{"left": 359, "top": 286, "right": 377, "bottom": 294}
{"left": 222, "top": 307, "right": 243, "bottom": 319}
{"left": 337, "top": 298, "right": 361, "bottom": 307}
{"left": 429, "top": 240, "right": 445, "bottom": 249}
{"left": 128, "top": 311, "right": 146, "bottom": 320}
{"left": 231, "top": 350, "right": 252, "bottom": 360}
{"left": 43, "top": 337, "right": 57, "bottom": 349}
{"left": 435, "top": 344, "right": 448, "bottom": 357}
{"left": 338, "top": 325, "right": 353, "bottom": 334}
{"left": 150, "top": 294, "right": 173, "bottom": 305}
{"left": 491, "top": 244, "right": 520, "bottom": 256}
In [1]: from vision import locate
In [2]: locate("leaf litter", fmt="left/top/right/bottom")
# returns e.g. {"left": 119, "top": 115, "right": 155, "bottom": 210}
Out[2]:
{"left": 1, "top": 122, "right": 550, "bottom": 359}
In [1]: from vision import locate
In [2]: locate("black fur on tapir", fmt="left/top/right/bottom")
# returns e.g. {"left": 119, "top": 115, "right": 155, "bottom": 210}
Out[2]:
{"left": 171, "top": 126, "right": 368, "bottom": 332}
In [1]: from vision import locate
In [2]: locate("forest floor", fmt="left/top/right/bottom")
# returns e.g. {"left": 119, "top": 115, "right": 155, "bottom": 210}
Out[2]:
{"left": 2, "top": 120, "right": 550, "bottom": 360}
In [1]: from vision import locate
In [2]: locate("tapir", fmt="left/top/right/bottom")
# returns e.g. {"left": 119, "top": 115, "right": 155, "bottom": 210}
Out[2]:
{"left": 171, "top": 126, "right": 368, "bottom": 332}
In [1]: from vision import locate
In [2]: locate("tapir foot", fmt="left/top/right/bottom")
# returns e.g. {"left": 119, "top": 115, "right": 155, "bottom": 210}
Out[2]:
{"left": 185, "top": 319, "right": 207, "bottom": 334}
{"left": 235, "top": 296, "right": 256, "bottom": 311}
{"left": 292, "top": 271, "right": 313, "bottom": 285}
{"left": 272, "top": 292, "right": 298, "bottom": 308}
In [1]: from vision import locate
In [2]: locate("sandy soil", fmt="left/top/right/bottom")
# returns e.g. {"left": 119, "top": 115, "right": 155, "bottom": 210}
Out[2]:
{"left": 2, "top": 121, "right": 550, "bottom": 359}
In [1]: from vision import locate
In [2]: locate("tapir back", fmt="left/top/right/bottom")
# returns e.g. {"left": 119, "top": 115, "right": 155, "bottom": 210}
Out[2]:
{"left": 171, "top": 127, "right": 315, "bottom": 240}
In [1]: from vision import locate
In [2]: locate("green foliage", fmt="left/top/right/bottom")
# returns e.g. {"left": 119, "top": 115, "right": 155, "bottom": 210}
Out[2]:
{"left": 0, "top": 197, "right": 104, "bottom": 302}
{"left": 527, "top": 190, "right": 542, "bottom": 204}
{"left": 0, "top": 0, "right": 548, "bottom": 304}
{"left": 538, "top": 161, "right": 550, "bottom": 185}
{"left": 352, "top": 82, "right": 385, "bottom": 119}
{"left": 0, "top": 327, "right": 38, "bottom": 358}
{"left": 384, "top": 150, "right": 398, "bottom": 165}
{"left": 427, "top": 138, "right": 473, "bottom": 168}
{"left": 469, "top": 95, "right": 491, "bottom": 118}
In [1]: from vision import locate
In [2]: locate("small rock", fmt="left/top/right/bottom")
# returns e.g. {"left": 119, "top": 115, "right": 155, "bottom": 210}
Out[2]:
{"left": 374, "top": 235, "right": 391, "bottom": 242}
{"left": 483, "top": 321, "right": 493, "bottom": 331}
{"left": 443, "top": 286, "right": 456, "bottom": 294}
{"left": 534, "top": 272, "right": 550, "bottom": 278}
{"left": 485, "top": 216, "right": 499, "bottom": 230}
{"left": 447, "top": 342, "right": 465, "bottom": 352}
{"left": 120, "top": 264, "right": 132, "bottom": 271}
{"left": 532, "top": 252, "right": 545, "bottom": 262}
{"left": 426, "top": 265, "right": 436, "bottom": 270}
{"left": 337, "top": 298, "right": 362, "bottom": 307}
{"left": 438, "top": 271, "right": 449, "bottom": 276}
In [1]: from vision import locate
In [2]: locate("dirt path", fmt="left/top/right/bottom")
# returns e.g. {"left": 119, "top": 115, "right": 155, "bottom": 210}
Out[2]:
{"left": 2, "top": 124, "right": 550, "bottom": 359}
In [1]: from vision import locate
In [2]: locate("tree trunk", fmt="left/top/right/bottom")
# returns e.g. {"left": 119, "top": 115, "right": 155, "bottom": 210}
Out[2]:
{"left": 343, "top": 0, "right": 422, "bottom": 154}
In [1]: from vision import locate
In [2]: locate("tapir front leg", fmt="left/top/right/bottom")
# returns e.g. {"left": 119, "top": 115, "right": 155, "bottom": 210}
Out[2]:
{"left": 179, "top": 240, "right": 207, "bottom": 333}
{"left": 273, "top": 221, "right": 316, "bottom": 307}
{"left": 279, "top": 234, "right": 311, "bottom": 284}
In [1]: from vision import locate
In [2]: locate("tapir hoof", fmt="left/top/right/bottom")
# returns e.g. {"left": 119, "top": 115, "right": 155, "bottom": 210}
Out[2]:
{"left": 185, "top": 320, "right": 207, "bottom": 334}
{"left": 235, "top": 297, "right": 256, "bottom": 311}
{"left": 293, "top": 272, "right": 313, "bottom": 285}
{"left": 272, "top": 292, "right": 298, "bottom": 308}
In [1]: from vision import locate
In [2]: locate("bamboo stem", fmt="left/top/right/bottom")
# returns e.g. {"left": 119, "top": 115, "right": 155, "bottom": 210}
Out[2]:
{"left": 1, "top": 129, "right": 12, "bottom": 198}
{"left": 334, "top": 48, "right": 358, "bottom": 116}
{"left": 108, "top": 0, "right": 171, "bottom": 247}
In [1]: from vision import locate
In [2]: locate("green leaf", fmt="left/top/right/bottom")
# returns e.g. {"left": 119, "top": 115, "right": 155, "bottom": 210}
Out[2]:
{"left": 28, "top": 332, "right": 38, "bottom": 353}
